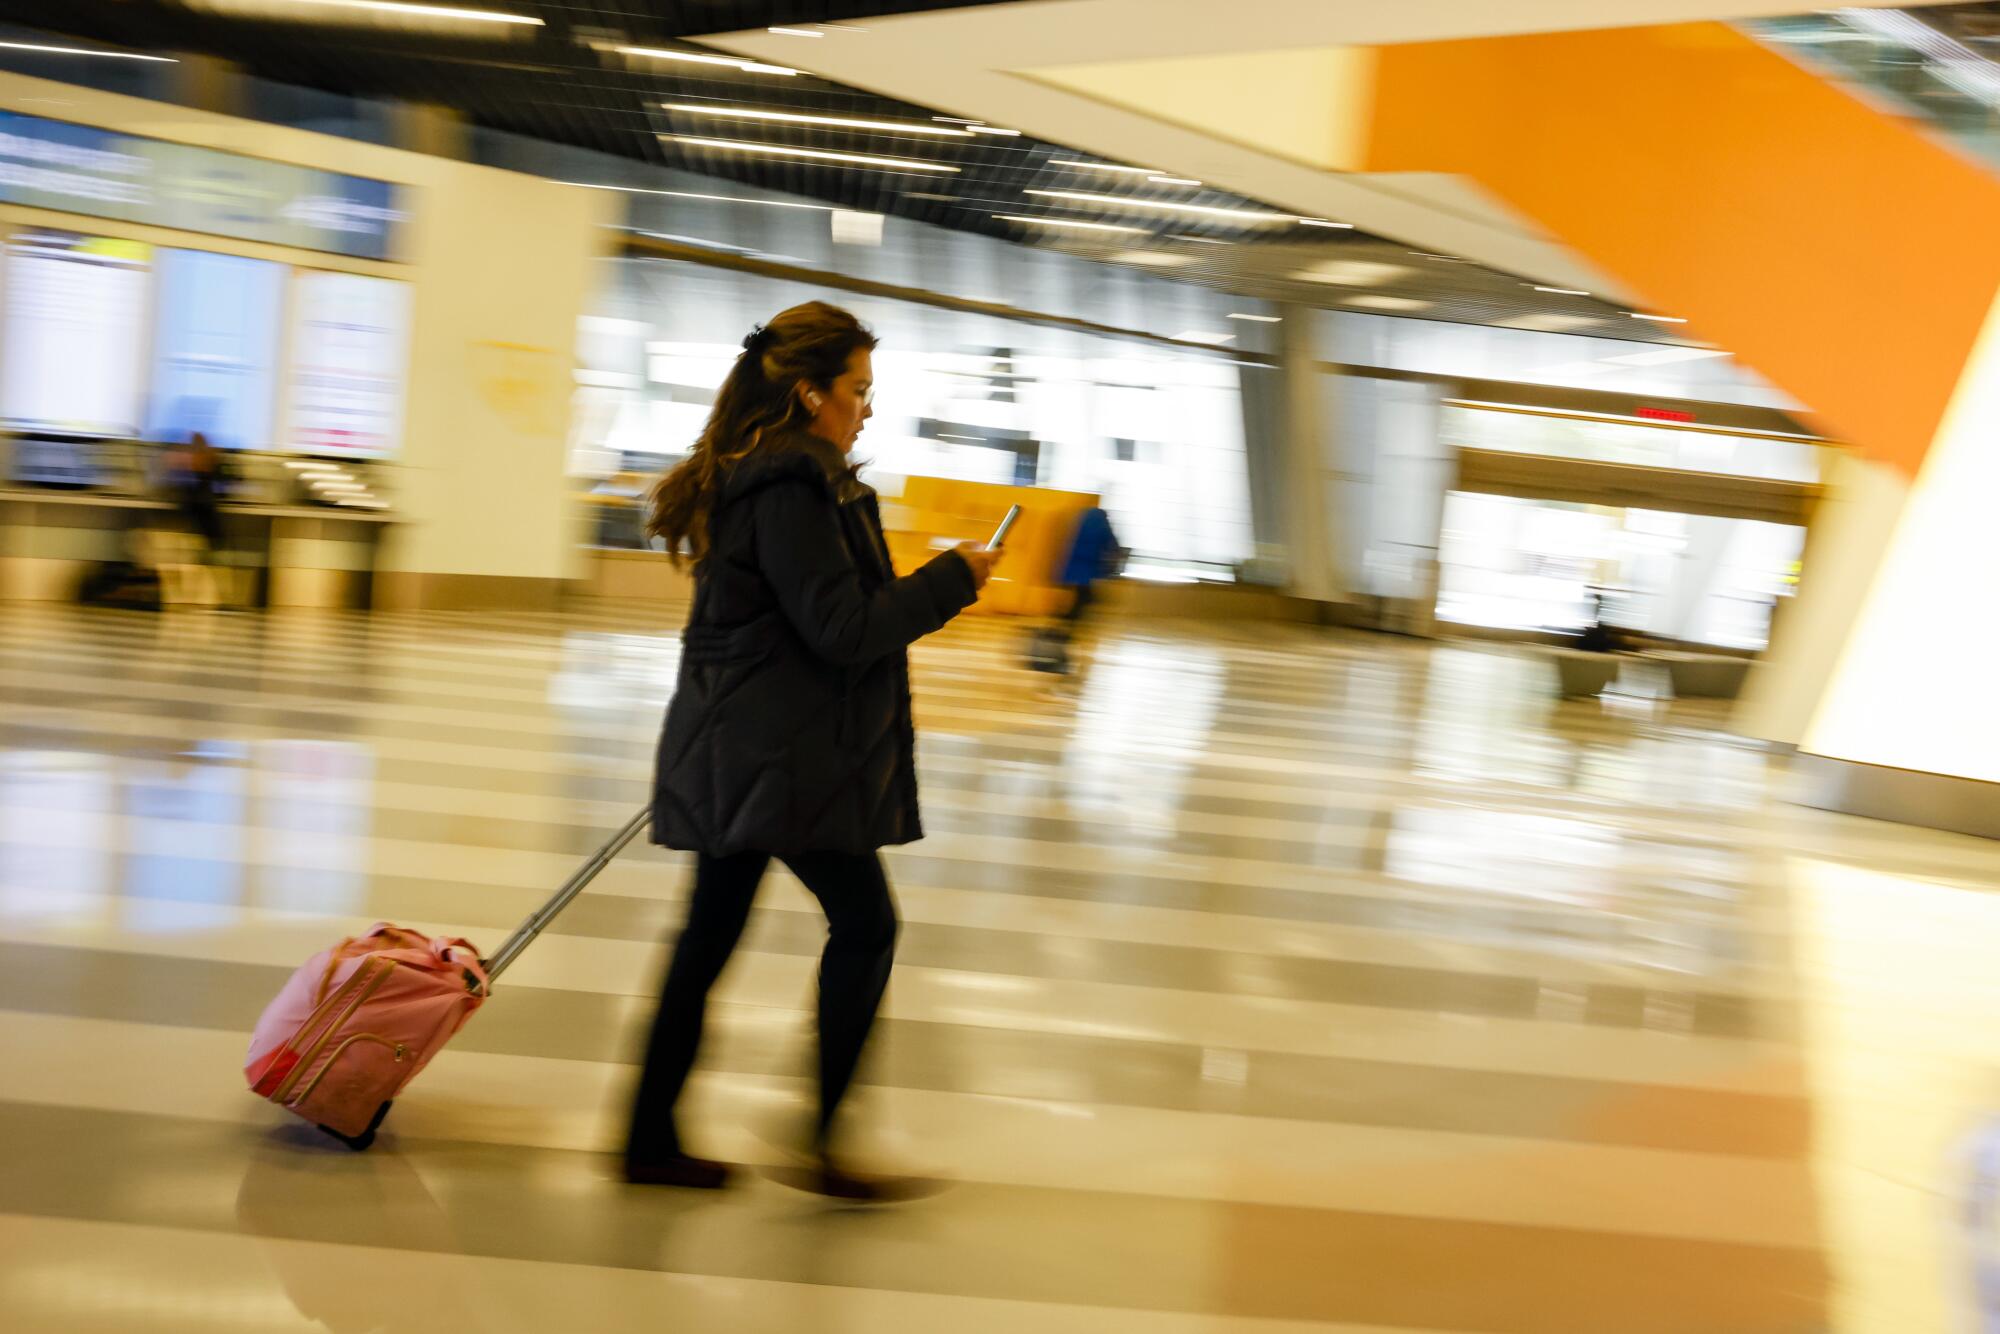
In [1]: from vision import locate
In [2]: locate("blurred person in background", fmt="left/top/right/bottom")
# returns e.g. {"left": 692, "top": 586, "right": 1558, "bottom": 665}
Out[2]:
{"left": 157, "top": 432, "right": 232, "bottom": 607}
{"left": 626, "top": 301, "right": 999, "bottom": 1200}
{"left": 1030, "top": 503, "right": 1124, "bottom": 675}
{"left": 1575, "top": 587, "right": 1628, "bottom": 654}
{"left": 169, "top": 432, "right": 229, "bottom": 559}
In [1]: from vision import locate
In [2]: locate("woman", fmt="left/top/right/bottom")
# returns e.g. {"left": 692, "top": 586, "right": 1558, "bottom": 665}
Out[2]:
{"left": 625, "top": 302, "right": 998, "bottom": 1198}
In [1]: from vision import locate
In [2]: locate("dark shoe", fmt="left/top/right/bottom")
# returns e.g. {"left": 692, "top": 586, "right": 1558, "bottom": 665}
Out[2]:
{"left": 778, "top": 1156, "right": 942, "bottom": 1203}
{"left": 623, "top": 1153, "right": 732, "bottom": 1190}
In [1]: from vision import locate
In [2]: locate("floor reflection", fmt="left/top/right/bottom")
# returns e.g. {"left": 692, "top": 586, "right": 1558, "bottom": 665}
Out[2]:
{"left": 7, "top": 604, "right": 2000, "bottom": 1332}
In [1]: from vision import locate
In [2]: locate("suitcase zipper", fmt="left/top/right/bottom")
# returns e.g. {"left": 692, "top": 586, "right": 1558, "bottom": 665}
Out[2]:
{"left": 267, "top": 961, "right": 375, "bottom": 1095}
{"left": 273, "top": 961, "right": 393, "bottom": 1104}
{"left": 289, "top": 1033, "right": 409, "bottom": 1104}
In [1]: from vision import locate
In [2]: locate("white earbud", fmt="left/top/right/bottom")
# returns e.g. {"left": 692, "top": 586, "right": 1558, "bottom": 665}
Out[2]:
{"left": 807, "top": 392, "right": 823, "bottom": 410}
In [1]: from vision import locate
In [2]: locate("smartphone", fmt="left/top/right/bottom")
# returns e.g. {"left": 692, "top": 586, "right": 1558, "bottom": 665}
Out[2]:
{"left": 986, "top": 504, "right": 1022, "bottom": 551}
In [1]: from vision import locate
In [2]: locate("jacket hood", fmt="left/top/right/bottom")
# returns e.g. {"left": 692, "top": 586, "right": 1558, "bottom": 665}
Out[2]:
{"left": 717, "top": 429, "right": 864, "bottom": 508}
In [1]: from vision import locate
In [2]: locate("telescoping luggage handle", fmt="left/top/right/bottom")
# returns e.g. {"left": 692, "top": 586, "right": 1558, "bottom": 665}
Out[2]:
{"left": 482, "top": 806, "right": 651, "bottom": 984}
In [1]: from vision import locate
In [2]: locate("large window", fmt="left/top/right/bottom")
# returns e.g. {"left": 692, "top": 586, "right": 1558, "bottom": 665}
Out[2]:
{"left": 1435, "top": 492, "right": 1803, "bottom": 649}
{"left": 573, "top": 258, "right": 1256, "bottom": 573}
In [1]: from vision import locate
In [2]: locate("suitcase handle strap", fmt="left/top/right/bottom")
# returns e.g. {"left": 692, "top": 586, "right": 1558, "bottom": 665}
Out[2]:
{"left": 482, "top": 806, "right": 651, "bottom": 985}
{"left": 343, "top": 925, "right": 492, "bottom": 996}
{"left": 440, "top": 942, "right": 490, "bottom": 996}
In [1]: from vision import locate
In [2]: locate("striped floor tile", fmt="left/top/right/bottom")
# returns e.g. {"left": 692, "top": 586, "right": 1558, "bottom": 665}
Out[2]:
{"left": 3, "top": 601, "right": 1999, "bottom": 1333}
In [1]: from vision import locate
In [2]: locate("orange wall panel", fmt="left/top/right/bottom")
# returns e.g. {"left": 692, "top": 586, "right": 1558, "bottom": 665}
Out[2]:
{"left": 1366, "top": 21, "right": 2000, "bottom": 476}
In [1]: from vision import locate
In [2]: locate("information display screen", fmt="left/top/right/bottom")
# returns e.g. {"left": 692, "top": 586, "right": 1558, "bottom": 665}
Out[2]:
{"left": 280, "top": 270, "right": 411, "bottom": 458}
{"left": 145, "top": 248, "right": 285, "bottom": 451}
{"left": 0, "top": 229, "right": 150, "bottom": 438}
{"left": 0, "top": 111, "right": 404, "bottom": 262}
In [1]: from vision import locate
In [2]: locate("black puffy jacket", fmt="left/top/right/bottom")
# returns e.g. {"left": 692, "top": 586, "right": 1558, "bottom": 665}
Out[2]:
{"left": 651, "top": 431, "right": 980, "bottom": 855}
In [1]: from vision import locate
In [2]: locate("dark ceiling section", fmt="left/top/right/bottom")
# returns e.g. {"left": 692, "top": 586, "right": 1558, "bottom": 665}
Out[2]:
{"left": 0, "top": 1, "right": 1033, "bottom": 226}
{"left": 0, "top": 0, "right": 1681, "bottom": 339}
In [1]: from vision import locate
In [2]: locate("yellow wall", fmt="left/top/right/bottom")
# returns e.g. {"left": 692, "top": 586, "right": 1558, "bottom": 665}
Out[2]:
{"left": 1025, "top": 45, "right": 1376, "bottom": 172}
{"left": 1734, "top": 453, "right": 1908, "bottom": 747}
{"left": 1800, "top": 286, "right": 2000, "bottom": 783}
{"left": 390, "top": 165, "right": 611, "bottom": 586}
{"left": 887, "top": 477, "right": 1097, "bottom": 616}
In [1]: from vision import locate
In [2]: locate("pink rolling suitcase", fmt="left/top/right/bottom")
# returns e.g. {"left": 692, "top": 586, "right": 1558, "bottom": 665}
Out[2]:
{"left": 244, "top": 807, "right": 650, "bottom": 1149}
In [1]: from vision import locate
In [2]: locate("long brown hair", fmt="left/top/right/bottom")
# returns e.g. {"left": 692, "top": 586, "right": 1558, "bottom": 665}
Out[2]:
{"left": 646, "top": 300, "right": 877, "bottom": 567}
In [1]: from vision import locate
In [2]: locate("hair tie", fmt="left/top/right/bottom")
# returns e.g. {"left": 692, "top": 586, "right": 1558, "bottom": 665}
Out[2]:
{"left": 741, "top": 324, "right": 772, "bottom": 354}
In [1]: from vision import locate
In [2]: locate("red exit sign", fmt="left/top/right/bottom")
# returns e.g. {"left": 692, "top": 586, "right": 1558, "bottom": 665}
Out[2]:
{"left": 1634, "top": 406, "right": 1697, "bottom": 423}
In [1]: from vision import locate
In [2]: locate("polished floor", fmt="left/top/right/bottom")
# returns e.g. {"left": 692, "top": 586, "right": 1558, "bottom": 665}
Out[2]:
{"left": 2, "top": 601, "right": 1998, "bottom": 1332}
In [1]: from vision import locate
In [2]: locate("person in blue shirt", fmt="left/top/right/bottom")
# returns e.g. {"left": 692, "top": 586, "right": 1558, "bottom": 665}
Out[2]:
{"left": 1031, "top": 504, "right": 1123, "bottom": 674}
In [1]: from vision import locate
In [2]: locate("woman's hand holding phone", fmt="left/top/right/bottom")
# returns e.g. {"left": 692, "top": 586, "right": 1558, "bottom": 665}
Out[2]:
{"left": 952, "top": 504, "right": 1018, "bottom": 591}
{"left": 955, "top": 544, "right": 1000, "bottom": 590}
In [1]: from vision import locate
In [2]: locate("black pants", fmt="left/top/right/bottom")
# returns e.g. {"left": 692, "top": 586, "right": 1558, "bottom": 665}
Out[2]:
{"left": 624, "top": 849, "right": 898, "bottom": 1163}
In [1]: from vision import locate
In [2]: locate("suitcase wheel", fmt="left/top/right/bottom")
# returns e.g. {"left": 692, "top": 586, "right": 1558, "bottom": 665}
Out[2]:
{"left": 318, "top": 1100, "right": 393, "bottom": 1152}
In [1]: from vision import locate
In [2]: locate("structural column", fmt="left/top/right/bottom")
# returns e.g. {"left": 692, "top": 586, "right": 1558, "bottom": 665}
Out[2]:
{"left": 1277, "top": 303, "right": 1341, "bottom": 607}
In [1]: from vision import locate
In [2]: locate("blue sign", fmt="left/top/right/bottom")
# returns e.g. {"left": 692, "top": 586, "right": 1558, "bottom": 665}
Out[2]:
{"left": 0, "top": 112, "right": 405, "bottom": 261}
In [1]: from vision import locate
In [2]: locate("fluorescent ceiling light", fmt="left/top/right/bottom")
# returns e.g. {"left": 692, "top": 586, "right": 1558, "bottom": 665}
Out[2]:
{"left": 1629, "top": 312, "right": 1687, "bottom": 323}
{"left": 1532, "top": 285, "right": 1590, "bottom": 295}
{"left": 935, "top": 116, "right": 1023, "bottom": 136}
{"left": 1773, "top": 27, "right": 1875, "bottom": 45}
{"left": 663, "top": 135, "right": 960, "bottom": 173}
{"left": 216, "top": 0, "right": 541, "bottom": 24}
{"left": 1174, "top": 236, "right": 1229, "bottom": 245}
{"left": 1524, "top": 360, "right": 1622, "bottom": 378}
{"left": 1024, "top": 188, "right": 1292, "bottom": 225}
{"left": 636, "top": 229, "right": 762, "bottom": 255}
{"left": 767, "top": 26, "right": 822, "bottom": 37}
{"left": 1498, "top": 313, "right": 1600, "bottom": 333}
{"left": 995, "top": 214, "right": 1146, "bottom": 234}
{"left": 661, "top": 103, "right": 972, "bottom": 137}
{"left": 561, "top": 181, "right": 834, "bottom": 211}
{"left": 1600, "top": 347, "right": 1730, "bottom": 366}
{"left": 0, "top": 40, "right": 177, "bottom": 62}
{"left": 1148, "top": 176, "right": 1201, "bottom": 186}
{"left": 1173, "top": 331, "right": 1235, "bottom": 344}
{"left": 1346, "top": 295, "right": 1433, "bottom": 311}
{"left": 1297, "top": 217, "right": 1353, "bottom": 229}
{"left": 618, "top": 45, "right": 797, "bottom": 75}
{"left": 1051, "top": 159, "right": 1157, "bottom": 176}
{"left": 1113, "top": 250, "right": 1195, "bottom": 267}
{"left": 1228, "top": 313, "right": 1281, "bottom": 323}
{"left": 1293, "top": 258, "right": 1410, "bottom": 286}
